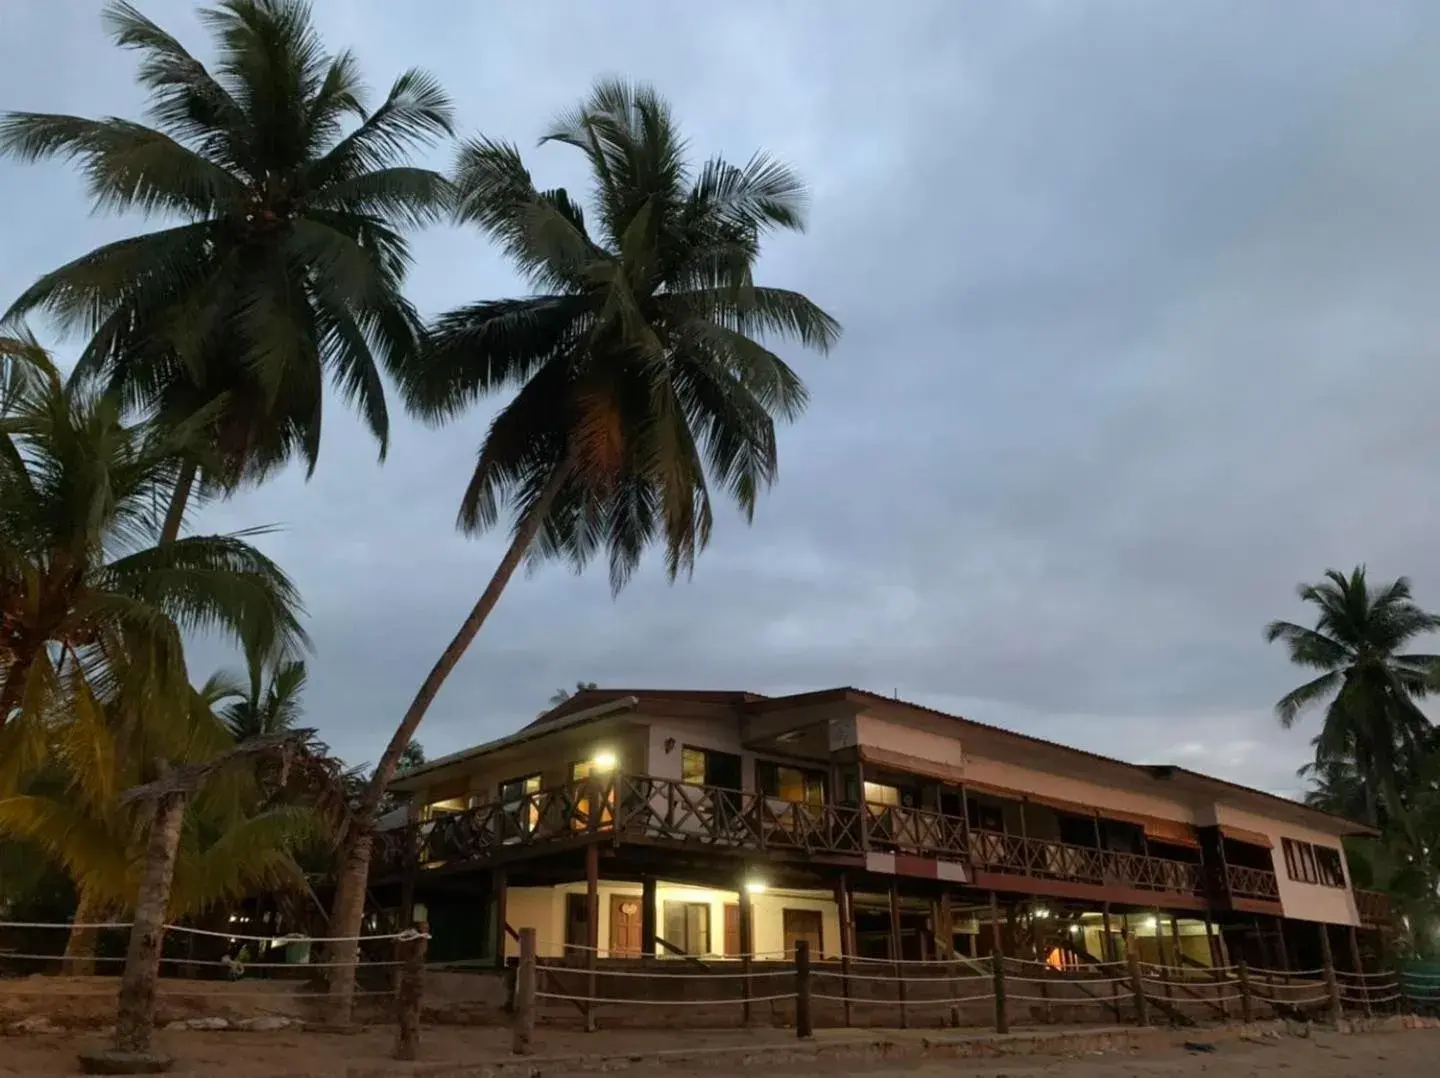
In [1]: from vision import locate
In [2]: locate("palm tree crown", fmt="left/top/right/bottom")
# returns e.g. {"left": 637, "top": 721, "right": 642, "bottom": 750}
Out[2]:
{"left": 1266, "top": 566, "right": 1440, "bottom": 825}
{"left": 0, "top": 0, "right": 454, "bottom": 509}
{"left": 410, "top": 78, "right": 840, "bottom": 589}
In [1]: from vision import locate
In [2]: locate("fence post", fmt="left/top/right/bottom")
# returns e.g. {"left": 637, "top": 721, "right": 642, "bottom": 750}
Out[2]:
{"left": 992, "top": 956, "right": 1009, "bottom": 1033}
{"left": 795, "top": 940, "right": 813, "bottom": 1039}
{"left": 511, "top": 928, "right": 537, "bottom": 1055}
{"left": 1347, "top": 925, "right": 1371, "bottom": 1018}
{"left": 1237, "top": 958, "right": 1253, "bottom": 1024}
{"left": 1319, "top": 925, "right": 1343, "bottom": 1026}
{"left": 393, "top": 920, "right": 428, "bottom": 1061}
{"left": 1127, "top": 943, "right": 1149, "bottom": 1027}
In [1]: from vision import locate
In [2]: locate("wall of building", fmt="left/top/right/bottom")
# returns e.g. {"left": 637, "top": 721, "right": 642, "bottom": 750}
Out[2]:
{"left": 645, "top": 715, "right": 755, "bottom": 790}
{"left": 1212, "top": 805, "right": 1359, "bottom": 926}
{"left": 961, "top": 754, "right": 1198, "bottom": 826}
{"left": 502, "top": 880, "right": 842, "bottom": 961}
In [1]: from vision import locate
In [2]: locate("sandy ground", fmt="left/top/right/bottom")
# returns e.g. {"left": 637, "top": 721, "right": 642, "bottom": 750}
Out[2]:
{"left": 1, "top": 1027, "right": 1438, "bottom": 1078}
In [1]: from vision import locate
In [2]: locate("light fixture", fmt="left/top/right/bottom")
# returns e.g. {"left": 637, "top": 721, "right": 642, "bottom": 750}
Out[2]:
{"left": 591, "top": 750, "right": 618, "bottom": 772}
{"left": 1142, "top": 917, "right": 1158, "bottom": 931}
{"left": 744, "top": 880, "right": 767, "bottom": 895}
{"left": 1068, "top": 924, "right": 1080, "bottom": 934}
{"left": 1033, "top": 907, "right": 1051, "bottom": 919}
{"left": 228, "top": 914, "right": 238, "bottom": 923}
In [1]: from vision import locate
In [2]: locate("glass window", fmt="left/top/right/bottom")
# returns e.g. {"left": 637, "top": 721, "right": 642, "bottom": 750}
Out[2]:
{"left": 681, "top": 748, "right": 707, "bottom": 786}
{"left": 758, "top": 762, "right": 826, "bottom": 805}
{"left": 662, "top": 901, "right": 710, "bottom": 955}
{"left": 863, "top": 780, "right": 900, "bottom": 806}
{"left": 498, "top": 773, "right": 541, "bottom": 838}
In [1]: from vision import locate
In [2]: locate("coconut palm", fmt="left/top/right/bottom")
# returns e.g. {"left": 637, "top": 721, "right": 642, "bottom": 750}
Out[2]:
{"left": 548, "top": 680, "right": 598, "bottom": 707}
{"left": 0, "top": 341, "right": 306, "bottom": 767}
{"left": 1266, "top": 566, "right": 1440, "bottom": 826}
{"left": 324, "top": 79, "right": 840, "bottom": 1018}
{"left": 0, "top": 680, "right": 316, "bottom": 974}
{"left": 0, "top": 0, "right": 454, "bottom": 539}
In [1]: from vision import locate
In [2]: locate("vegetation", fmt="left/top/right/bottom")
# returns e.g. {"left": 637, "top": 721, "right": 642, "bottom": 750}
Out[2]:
{"left": 0, "top": 0, "right": 454, "bottom": 540}
{"left": 547, "top": 680, "right": 598, "bottom": 708}
{"left": 1271, "top": 567, "right": 1440, "bottom": 955}
{"left": 322, "top": 77, "right": 839, "bottom": 1018}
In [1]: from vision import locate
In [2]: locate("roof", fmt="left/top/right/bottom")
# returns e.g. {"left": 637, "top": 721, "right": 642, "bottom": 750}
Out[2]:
{"left": 399, "top": 684, "right": 1376, "bottom": 836}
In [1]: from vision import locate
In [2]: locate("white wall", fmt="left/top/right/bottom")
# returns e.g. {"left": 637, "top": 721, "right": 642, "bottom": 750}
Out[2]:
{"left": 503, "top": 880, "right": 841, "bottom": 960}
{"left": 645, "top": 716, "right": 756, "bottom": 790}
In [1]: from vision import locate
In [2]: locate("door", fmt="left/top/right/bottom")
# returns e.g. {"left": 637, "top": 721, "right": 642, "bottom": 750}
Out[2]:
{"left": 783, "top": 908, "right": 824, "bottom": 959}
{"left": 724, "top": 903, "right": 741, "bottom": 957}
{"left": 564, "top": 893, "right": 588, "bottom": 956}
{"left": 609, "top": 894, "right": 644, "bottom": 958}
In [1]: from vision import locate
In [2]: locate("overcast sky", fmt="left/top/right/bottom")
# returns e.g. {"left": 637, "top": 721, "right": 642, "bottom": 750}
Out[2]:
{"left": 4, "top": 1, "right": 1439, "bottom": 799}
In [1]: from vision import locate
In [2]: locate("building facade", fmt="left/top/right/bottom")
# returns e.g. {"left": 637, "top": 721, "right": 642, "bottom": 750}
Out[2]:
{"left": 371, "top": 688, "right": 1388, "bottom": 972}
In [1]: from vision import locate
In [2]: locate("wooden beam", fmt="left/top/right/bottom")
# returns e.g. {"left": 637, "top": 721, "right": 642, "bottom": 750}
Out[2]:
{"left": 835, "top": 875, "right": 854, "bottom": 1027}
{"left": 584, "top": 844, "right": 599, "bottom": 1032}
{"left": 640, "top": 876, "right": 657, "bottom": 958}
{"left": 889, "top": 880, "right": 908, "bottom": 1028}
{"left": 492, "top": 868, "right": 508, "bottom": 971}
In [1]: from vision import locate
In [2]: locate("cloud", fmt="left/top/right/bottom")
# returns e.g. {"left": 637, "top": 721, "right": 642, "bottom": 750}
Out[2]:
{"left": 4, "top": 1, "right": 1439, "bottom": 796}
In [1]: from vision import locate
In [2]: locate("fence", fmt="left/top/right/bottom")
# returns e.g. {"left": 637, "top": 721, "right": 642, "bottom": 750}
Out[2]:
{"left": 507, "top": 928, "right": 1440, "bottom": 1053}
{"left": 0, "top": 919, "right": 430, "bottom": 1059}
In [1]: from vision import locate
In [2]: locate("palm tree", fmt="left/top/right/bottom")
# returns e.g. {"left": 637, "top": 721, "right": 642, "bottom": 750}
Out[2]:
{"left": 1266, "top": 566, "right": 1440, "bottom": 827}
{"left": 0, "top": 0, "right": 454, "bottom": 539}
{"left": 0, "top": 340, "right": 306, "bottom": 765}
{"left": 324, "top": 79, "right": 840, "bottom": 1018}
{"left": 548, "top": 680, "right": 598, "bottom": 707}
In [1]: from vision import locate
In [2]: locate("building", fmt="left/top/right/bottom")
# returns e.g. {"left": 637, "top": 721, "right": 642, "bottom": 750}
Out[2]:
{"left": 371, "top": 688, "right": 1389, "bottom": 973}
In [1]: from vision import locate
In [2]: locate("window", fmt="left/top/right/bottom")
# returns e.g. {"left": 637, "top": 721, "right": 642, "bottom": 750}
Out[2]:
{"left": 864, "top": 780, "right": 900, "bottom": 806}
{"left": 681, "top": 748, "right": 707, "bottom": 786}
{"left": 1282, "top": 838, "right": 1346, "bottom": 888}
{"left": 758, "top": 762, "right": 825, "bottom": 805}
{"left": 662, "top": 901, "right": 710, "bottom": 955}
{"left": 569, "top": 760, "right": 614, "bottom": 831}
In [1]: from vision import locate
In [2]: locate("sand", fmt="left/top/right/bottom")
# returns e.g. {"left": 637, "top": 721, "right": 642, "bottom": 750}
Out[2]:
{"left": 1, "top": 1026, "right": 1437, "bottom": 1078}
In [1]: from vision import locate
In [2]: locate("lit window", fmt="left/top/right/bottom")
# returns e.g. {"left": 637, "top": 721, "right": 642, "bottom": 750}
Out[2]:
{"left": 681, "top": 748, "right": 707, "bottom": 786}
{"left": 864, "top": 781, "right": 900, "bottom": 806}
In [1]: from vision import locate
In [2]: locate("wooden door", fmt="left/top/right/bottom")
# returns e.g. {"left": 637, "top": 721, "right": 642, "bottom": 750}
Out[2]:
{"left": 783, "top": 908, "right": 823, "bottom": 958}
{"left": 609, "top": 894, "right": 643, "bottom": 957}
{"left": 564, "top": 893, "right": 587, "bottom": 956}
{"left": 724, "top": 903, "right": 740, "bottom": 957}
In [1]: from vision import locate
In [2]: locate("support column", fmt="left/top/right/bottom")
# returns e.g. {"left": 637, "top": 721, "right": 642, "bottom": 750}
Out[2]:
{"left": 492, "top": 868, "right": 509, "bottom": 971}
{"left": 834, "top": 875, "right": 854, "bottom": 1027}
{"left": 640, "top": 876, "right": 657, "bottom": 959}
{"left": 1101, "top": 903, "right": 1115, "bottom": 963}
{"left": 888, "top": 880, "right": 908, "bottom": 1028}
{"left": 1169, "top": 914, "right": 1184, "bottom": 970}
{"left": 584, "top": 844, "right": 599, "bottom": 1032}
{"left": 739, "top": 881, "right": 755, "bottom": 1027}
{"left": 989, "top": 891, "right": 1009, "bottom": 1034}
{"left": 1347, "top": 923, "right": 1370, "bottom": 1016}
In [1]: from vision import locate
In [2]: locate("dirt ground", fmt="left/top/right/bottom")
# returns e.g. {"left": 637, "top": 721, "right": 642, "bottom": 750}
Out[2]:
{"left": 1, "top": 1027, "right": 1437, "bottom": 1078}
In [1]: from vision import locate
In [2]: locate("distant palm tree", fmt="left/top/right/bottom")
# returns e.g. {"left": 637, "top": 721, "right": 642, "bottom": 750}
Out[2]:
{"left": 325, "top": 79, "right": 840, "bottom": 1020}
{"left": 1267, "top": 566, "right": 1440, "bottom": 826}
{"left": 548, "top": 680, "right": 599, "bottom": 707}
{"left": 0, "top": 0, "right": 453, "bottom": 539}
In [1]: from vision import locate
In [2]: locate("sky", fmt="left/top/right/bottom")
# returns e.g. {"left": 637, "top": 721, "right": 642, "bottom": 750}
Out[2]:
{"left": 3, "top": 1, "right": 1440, "bottom": 799}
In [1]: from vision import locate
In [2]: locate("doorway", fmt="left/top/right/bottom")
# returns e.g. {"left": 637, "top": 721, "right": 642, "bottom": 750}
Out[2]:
{"left": 783, "top": 908, "right": 824, "bottom": 958}
{"left": 609, "top": 894, "right": 644, "bottom": 957}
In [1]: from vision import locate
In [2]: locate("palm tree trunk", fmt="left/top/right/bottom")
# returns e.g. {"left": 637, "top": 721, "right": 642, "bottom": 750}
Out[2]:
{"left": 160, "top": 460, "right": 197, "bottom": 545}
{"left": 115, "top": 792, "right": 186, "bottom": 1055}
{"left": 324, "top": 459, "right": 572, "bottom": 1023}
{"left": 63, "top": 887, "right": 110, "bottom": 976}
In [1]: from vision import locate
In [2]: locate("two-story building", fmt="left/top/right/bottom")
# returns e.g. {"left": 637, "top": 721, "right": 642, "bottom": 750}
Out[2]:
{"left": 371, "top": 688, "right": 1387, "bottom": 975}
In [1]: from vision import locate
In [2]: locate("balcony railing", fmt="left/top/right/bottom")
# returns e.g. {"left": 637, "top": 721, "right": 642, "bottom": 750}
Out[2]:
{"left": 1355, "top": 888, "right": 1391, "bottom": 925}
{"left": 1224, "top": 863, "right": 1281, "bottom": 902}
{"left": 372, "top": 774, "right": 1214, "bottom": 902}
{"left": 970, "top": 830, "right": 1205, "bottom": 896}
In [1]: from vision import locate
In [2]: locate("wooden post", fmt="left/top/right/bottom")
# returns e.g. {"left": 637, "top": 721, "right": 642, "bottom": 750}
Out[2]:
{"left": 511, "top": 928, "right": 537, "bottom": 1055}
{"left": 795, "top": 939, "right": 813, "bottom": 1039}
{"left": 939, "top": 891, "right": 959, "bottom": 1027}
{"left": 1127, "top": 940, "right": 1149, "bottom": 1027}
{"left": 1101, "top": 903, "right": 1115, "bottom": 963}
{"left": 739, "top": 881, "right": 755, "bottom": 1027}
{"left": 835, "top": 875, "right": 854, "bottom": 1028}
{"left": 393, "top": 921, "right": 428, "bottom": 1061}
{"left": 1237, "top": 957, "right": 1253, "bottom": 1024}
{"left": 584, "top": 844, "right": 599, "bottom": 1033}
{"left": 1347, "top": 924, "right": 1370, "bottom": 1017}
{"left": 1319, "top": 923, "right": 1343, "bottom": 1025}
{"left": 889, "top": 881, "right": 908, "bottom": 1028}
{"left": 990, "top": 892, "right": 1009, "bottom": 1034}
{"left": 640, "top": 876, "right": 657, "bottom": 959}
{"left": 492, "top": 868, "right": 509, "bottom": 971}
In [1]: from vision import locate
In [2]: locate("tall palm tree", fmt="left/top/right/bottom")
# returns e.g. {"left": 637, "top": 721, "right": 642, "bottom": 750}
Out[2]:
{"left": 1266, "top": 566, "right": 1440, "bottom": 826}
{"left": 324, "top": 79, "right": 840, "bottom": 1018}
{"left": 0, "top": 0, "right": 454, "bottom": 539}
{"left": 0, "top": 339, "right": 306, "bottom": 769}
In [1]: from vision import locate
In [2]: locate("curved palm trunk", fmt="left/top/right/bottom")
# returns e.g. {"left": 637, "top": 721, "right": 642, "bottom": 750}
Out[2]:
{"left": 160, "top": 460, "right": 198, "bottom": 545}
{"left": 324, "top": 460, "right": 572, "bottom": 1023}
{"left": 62, "top": 887, "right": 111, "bottom": 976}
{"left": 115, "top": 792, "right": 186, "bottom": 1055}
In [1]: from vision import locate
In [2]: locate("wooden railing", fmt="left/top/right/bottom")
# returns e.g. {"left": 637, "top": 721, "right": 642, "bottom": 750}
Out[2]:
{"left": 1224, "top": 863, "right": 1281, "bottom": 902}
{"left": 1355, "top": 888, "right": 1391, "bottom": 925}
{"left": 371, "top": 774, "right": 1208, "bottom": 900}
{"left": 970, "top": 830, "right": 1204, "bottom": 896}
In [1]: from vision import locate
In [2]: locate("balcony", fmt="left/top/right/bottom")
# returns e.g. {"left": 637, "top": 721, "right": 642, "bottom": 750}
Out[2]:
{"left": 372, "top": 774, "right": 1215, "bottom": 905}
{"left": 1224, "top": 863, "right": 1281, "bottom": 902}
{"left": 1356, "top": 888, "right": 1391, "bottom": 926}
{"left": 970, "top": 830, "right": 1205, "bottom": 897}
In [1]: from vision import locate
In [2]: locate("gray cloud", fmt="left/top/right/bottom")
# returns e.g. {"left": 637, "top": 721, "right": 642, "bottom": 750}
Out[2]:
{"left": 4, "top": 1, "right": 1440, "bottom": 799}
